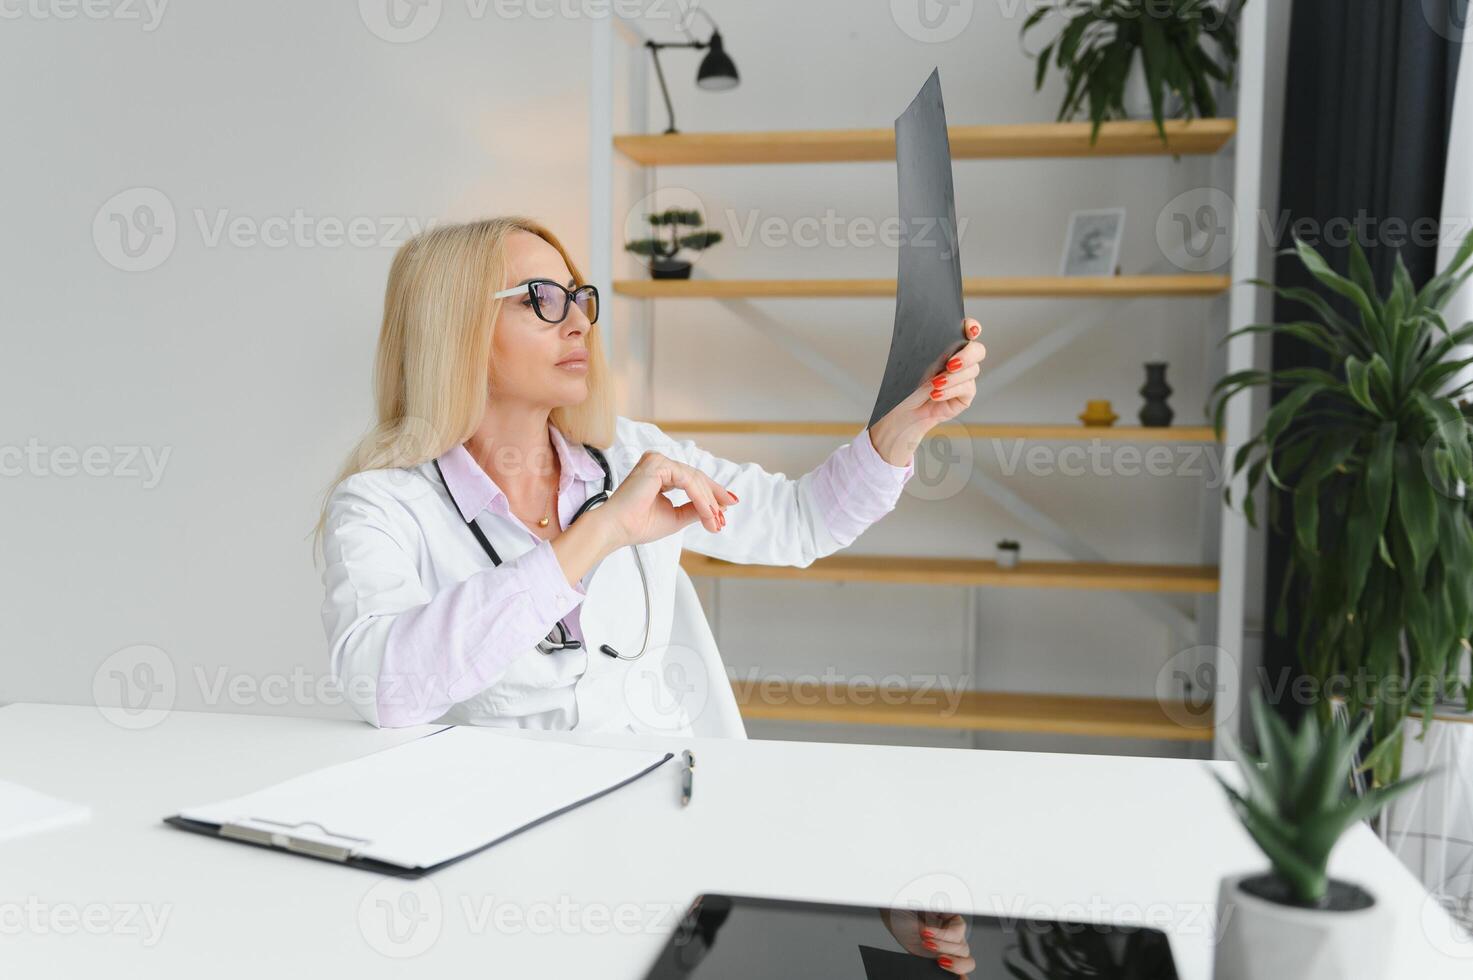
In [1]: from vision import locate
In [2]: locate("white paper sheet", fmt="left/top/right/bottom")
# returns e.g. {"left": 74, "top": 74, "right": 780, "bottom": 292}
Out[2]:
{"left": 0, "top": 780, "right": 90, "bottom": 843}
{"left": 178, "top": 727, "right": 671, "bottom": 870}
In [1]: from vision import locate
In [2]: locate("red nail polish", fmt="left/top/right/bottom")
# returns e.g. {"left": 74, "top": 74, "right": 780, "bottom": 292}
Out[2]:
{"left": 930, "top": 389, "right": 943, "bottom": 399}
{"left": 920, "top": 929, "right": 935, "bottom": 940}
{"left": 729, "top": 492, "right": 739, "bottom": 502}
{"left": 939, "top": 956, "right": 954, "bottom": 969}
{"left": 923, "top": 939, "right": 938, "bottom": 950}
{"left": 932, "top": 375, "right": 946, "bottom": 387}
{"left": 947, "top": 357, "right": 962, "bottom": 372}
{"left": 968, "top": 323, "right": 980, "bottom": 337}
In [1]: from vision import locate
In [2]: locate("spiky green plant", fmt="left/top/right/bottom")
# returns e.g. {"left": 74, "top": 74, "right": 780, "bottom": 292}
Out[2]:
{"left": 1215, "top": 694, "right": 1428, "bottom": 907}
{"left": 1021, "top": 0, "right": 1244, "bottom": 145}
{"left": 1210, "top": 231, "right": 1473, "bottom": 785}
{"left": 624, "top": 208, "right": 723, "bottom": 263}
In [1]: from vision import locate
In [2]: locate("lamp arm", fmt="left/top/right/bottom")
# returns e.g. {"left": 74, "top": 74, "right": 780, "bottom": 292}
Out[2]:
{"left": 645, "top": 42, "right": 683, "bottom": 135}
{"left": 643, "top": 26, "right": 716, "bottom": 136}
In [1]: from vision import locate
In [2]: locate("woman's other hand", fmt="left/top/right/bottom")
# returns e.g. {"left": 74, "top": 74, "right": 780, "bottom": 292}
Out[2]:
{"left": 867, "top": 317, "right": 985, "bottom": 467}
{"left": 594, "top": 450, "right": 738, "bottom": 549}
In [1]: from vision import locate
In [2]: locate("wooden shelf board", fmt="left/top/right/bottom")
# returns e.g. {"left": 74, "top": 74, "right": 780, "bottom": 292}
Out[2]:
{"left": 731, "top": 680, "right": 1213, "bottom": 742}
{"left": 682, "top": 552, "right": 1219, "bottom": 594}
{"left": 612, "top": 275, "right": 1230, "bottom": 299}
{"left": 615, "top": 119, "right": 1237, "bottom": 166}
{"left": 648, "top": 419, "right": 1218, "bottom": 442}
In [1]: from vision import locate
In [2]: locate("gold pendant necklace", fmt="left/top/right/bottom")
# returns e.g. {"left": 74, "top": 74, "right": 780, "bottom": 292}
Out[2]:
{"left": 538, "top": 485, "right": 555, "bottom": 528}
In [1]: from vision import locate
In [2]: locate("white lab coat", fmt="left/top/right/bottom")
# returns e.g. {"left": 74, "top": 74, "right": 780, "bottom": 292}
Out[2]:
{"left": 321, "top": 416, "right": 898, "bottom": 733}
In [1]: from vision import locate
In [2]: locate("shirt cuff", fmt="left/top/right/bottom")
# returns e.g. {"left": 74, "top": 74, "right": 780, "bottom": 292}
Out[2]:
{"left": 516, "top": 537, "right": 587, "bottom": 626}
{"left": 855, "top": 426, "right": 915, "bottom": 490}
{"left": 806, "top": 428, "right": 915, "bottom": 549}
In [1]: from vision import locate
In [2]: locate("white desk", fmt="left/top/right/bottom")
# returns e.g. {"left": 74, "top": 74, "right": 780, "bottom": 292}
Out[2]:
{"left": 0, "top": 702, "right": 1465, "bottom": 978}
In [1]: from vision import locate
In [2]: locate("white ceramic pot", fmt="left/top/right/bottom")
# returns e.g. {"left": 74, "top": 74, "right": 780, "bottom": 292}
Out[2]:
{"left": 1213, "top": 872, "right": 1393, "bottom": 980}
{"left": 1121, "top": 55, "right": 1183, "bottom": 120}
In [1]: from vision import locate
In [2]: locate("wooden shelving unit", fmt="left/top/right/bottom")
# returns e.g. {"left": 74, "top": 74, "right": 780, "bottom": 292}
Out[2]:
{"left": 592, "top": 13, "right": 1274, "bottom": 755}
{"left": 730, "top": 680, "right": 1214, "bottom": 742}
{"left": 681, "top": 553, "right": 1219, "bottom": 594}
{"left": 614, "top": 119, "right": 1238, "bottom": 166}
{"left": 613, "top": 274, "right": 1231, "bottom": 300}
{"left": 648, "top": 419, "right": 1219, "bottom": 442}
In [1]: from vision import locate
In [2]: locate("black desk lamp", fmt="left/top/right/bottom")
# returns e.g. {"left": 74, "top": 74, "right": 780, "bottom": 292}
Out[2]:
{"left": 645, "top": 9, "right": 739, "bottom": 134}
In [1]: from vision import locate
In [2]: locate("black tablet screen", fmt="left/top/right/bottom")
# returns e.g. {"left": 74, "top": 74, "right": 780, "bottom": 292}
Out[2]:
{"left": 640, "top": 893, "right": 1180, "bottom": 979}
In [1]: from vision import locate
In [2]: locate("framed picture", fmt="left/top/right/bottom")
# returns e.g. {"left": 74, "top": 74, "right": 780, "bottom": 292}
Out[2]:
{"left": 1059, "top": 208, "right": 1126, "bottom": 277}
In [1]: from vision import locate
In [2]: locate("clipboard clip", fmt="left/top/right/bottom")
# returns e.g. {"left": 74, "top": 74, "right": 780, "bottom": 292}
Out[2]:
{"left": 219, "top": 817, "right": 372, "bottom": 863}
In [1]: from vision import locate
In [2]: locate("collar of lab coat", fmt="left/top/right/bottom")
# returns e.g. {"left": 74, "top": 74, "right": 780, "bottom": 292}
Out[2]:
{"left": 436, "top": 423, "right": 605, "bottom": 522}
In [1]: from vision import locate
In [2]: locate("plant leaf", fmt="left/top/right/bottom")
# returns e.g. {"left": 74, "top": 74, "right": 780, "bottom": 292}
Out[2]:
{"left": 1034, "top": 42, "right": 1055, "bottom": 90}
{"left": 1138, "top": 18, "right": 1169, "bottom": 141}
{"left": 1344, "top": 422, "right": 1397, "bottom": 607}
{"left": 1393, "top": 443, "right": 1438, "bottom": 582}
{"left": 1344, "top": 357, "right": 1381, "bottom": 416}
{"left": 1294, "top": 238, "right": 1383, "bottom": 340}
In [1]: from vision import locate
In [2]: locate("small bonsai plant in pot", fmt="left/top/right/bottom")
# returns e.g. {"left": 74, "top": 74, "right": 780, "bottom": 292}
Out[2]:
{"left": 995, "top": 539, "right": 1021, "bottom": 569}
{"left": 1021, "top": 0, "right": 1245, "bottom": 144}
{"left": 1212, "top": 694, "right": 1427, "bottom": 980}
{"left": 624, "top": 208, "right": 723, "bottom": 279}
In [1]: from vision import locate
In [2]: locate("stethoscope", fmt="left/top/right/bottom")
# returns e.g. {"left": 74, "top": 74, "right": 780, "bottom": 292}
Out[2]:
{"left": 433, "top": 445, "right": 652, "bottom": 661}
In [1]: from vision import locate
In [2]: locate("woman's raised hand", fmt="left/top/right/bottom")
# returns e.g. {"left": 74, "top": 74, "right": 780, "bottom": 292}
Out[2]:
{"left": 868, "top": 317, "right": 986, "bottom": 467}
{"left": 880, "top": 908, "right": 975, "bottom": 977}
{"left": 595, "top": 450, "right": 738, "bottom": 549}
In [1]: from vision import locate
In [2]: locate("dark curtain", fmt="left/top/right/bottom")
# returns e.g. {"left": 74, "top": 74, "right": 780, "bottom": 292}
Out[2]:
{"left": 1263, "top": 0, "right": 1463, "bottom": 724}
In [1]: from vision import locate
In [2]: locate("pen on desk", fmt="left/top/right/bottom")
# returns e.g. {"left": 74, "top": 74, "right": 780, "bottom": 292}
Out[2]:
{"left": 681, "top": 750, "right": 695, "bottom": 807}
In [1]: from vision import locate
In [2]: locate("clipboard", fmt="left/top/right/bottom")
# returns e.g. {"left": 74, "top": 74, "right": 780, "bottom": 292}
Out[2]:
{"left": 164, "top": 726, "right": 674, "bottom": 877}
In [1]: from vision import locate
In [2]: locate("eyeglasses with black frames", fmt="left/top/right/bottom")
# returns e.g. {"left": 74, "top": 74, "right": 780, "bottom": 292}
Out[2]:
{"left": 493, "top": 279, "right": 599, "bottom": 325}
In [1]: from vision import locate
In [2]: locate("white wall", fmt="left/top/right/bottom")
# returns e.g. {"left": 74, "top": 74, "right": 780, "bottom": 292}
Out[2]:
{"left": 1, "top": 1, "right": 591, "bottom": 717}
{"left": 2, "top": 0, "right": 1242, "bottom": 752}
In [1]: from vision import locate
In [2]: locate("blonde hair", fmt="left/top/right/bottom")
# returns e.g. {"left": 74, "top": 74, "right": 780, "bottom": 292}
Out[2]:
{"left": 313, "top": 216, "right": 614, "bottom": 557}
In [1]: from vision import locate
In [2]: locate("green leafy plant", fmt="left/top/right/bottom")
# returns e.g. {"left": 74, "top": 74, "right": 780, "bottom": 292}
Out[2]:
{"left": 1021, "top": 0, "right": 1244, "bottom": 144}
{"left": 1214, "top": 694, "right": 1428, "bottom": 907}
{"left": 623, "top": 208, "right": 723, "bottom": 264}
{"left": 1211, "top": 232, "right": 1473, "bottom": 785}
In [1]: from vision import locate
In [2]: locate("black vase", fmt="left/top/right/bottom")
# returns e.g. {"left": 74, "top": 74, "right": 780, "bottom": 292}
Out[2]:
{"left": 1139, "top": 362, "right": 1174, "bottom": 427}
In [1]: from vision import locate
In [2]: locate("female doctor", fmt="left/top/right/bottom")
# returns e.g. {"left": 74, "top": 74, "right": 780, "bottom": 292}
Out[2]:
{"left": 316, "top": 216, "right": 985, "bottom": 733}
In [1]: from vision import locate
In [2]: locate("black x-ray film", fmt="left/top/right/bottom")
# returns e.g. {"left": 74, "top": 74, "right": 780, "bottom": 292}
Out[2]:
{"left": 868, "top": 68, "right": 965, "bottom": 430}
